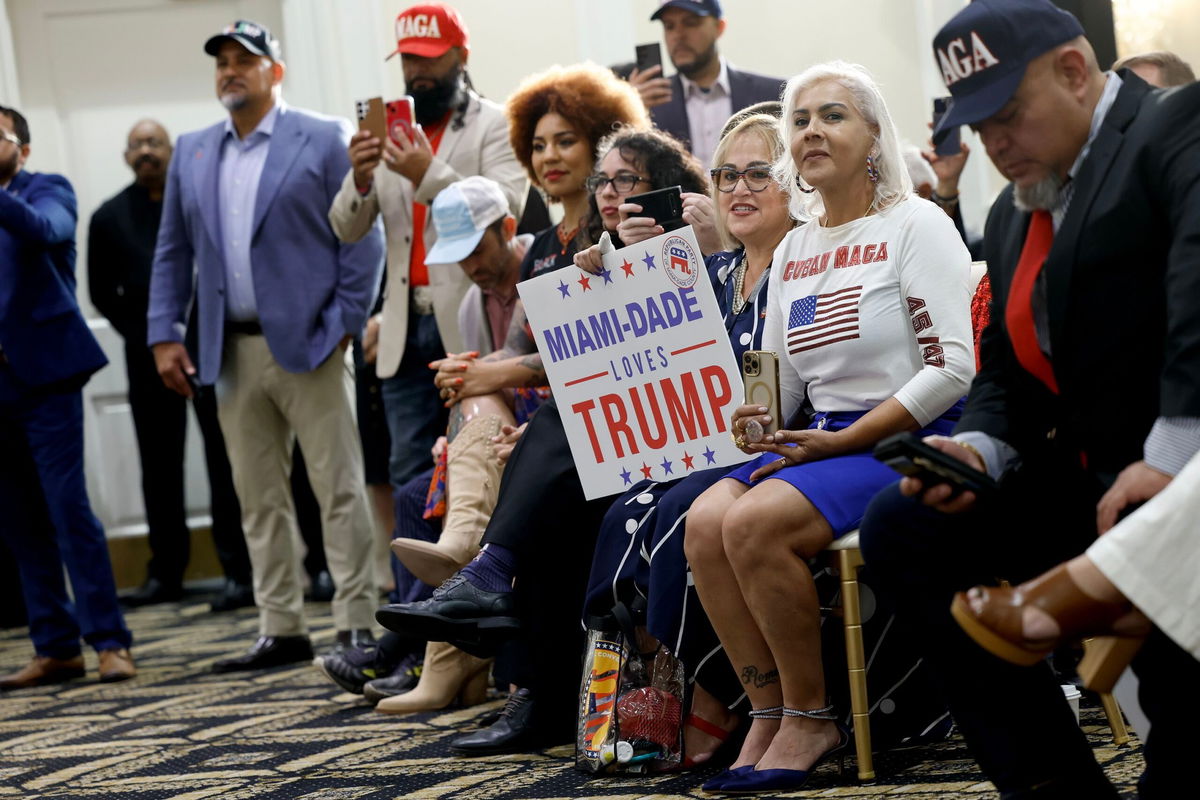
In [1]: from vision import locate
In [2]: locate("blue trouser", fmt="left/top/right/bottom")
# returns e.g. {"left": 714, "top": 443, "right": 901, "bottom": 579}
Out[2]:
{"left": 0, "top": 363, "right": 132, "bottom": 657}
{"left": 379, "top": 312, "right": 447, "bottom": 489}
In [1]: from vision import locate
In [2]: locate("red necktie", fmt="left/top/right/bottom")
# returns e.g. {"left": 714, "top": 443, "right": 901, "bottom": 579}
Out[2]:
{"left": 1005, "top": 210, "right": 1059, "bottom": 393}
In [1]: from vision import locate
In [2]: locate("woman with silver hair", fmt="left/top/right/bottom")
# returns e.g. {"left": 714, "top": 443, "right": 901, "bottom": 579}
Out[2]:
{"left": 685, "top": 61, "right": 976, "bottom": 793}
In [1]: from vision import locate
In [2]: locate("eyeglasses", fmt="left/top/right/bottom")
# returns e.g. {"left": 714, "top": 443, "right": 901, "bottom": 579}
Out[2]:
{"left": 585, "top": 173, "right": 649, "bottom": 193}
{"left": 710, "top": 166, "right": 774, "bottom": 193}
{"left": 0, "top": 130, "right": 21, "bottom": 147}
{"left": 127, "top": 137, "right": 168, "bottom": 151}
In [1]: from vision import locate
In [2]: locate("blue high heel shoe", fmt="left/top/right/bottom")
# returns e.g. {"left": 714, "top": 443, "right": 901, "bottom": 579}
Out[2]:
{"left": 700, "top": 705, "right": 782, "bottom": 793}
{"left": 715, "top": 705, "right": 850, "bottom": 795}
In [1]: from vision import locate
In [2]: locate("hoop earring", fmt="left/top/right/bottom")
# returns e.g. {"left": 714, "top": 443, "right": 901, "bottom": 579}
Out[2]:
{"left": 866, "top": 155, "right": 880, "bottom": 184}
{"left": 795, "top": 174, "right": 816, "bottom": 194}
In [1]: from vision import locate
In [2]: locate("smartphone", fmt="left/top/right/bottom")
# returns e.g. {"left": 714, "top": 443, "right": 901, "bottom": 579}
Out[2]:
{"left": 635, "top": 42, "right": 663, "bottom": 75}
{"left": 932, "top": 96, "right": 961, "bottom": 157}
{"left": 386, "top": 96, "right": 416, "bottom": 146}
{"left": 742, "top": 350, "right": 781, "bottom": 436}
{"left": 355, "top": 97, "right": 387, "bottom": 142}
{"left": 625, "top": 185, "right": 685, "bottom": 232}
{"left": 873, "top": 432, "right": 998, "bottom": 497}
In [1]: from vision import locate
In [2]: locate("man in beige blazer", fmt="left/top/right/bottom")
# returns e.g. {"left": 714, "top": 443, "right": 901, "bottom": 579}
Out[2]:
{"left": 329, "top": 3, "right": 525, "bottom": 492}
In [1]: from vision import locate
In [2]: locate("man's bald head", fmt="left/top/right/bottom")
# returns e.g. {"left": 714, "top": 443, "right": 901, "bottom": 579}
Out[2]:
{"left": 125, "top": 119, "right": 172, "bottom": 189}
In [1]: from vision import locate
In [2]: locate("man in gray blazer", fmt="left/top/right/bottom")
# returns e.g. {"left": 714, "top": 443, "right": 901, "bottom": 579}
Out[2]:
{"left": 149, "top": 20, "right": 385, "bottom": 672}
{"left": 329, "top": 2, "right": 525, "bottom": 497}
{"left": 632, "top": 0, "right": 784, "bottom": 166}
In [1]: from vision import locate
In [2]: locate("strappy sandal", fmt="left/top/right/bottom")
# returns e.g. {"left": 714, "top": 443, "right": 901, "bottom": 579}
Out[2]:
{"left": 951, "top": 562, "right": 1150, "bottom": 692}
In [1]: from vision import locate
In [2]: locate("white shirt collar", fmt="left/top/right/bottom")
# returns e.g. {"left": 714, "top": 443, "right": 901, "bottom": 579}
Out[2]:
{"left": 679, "top": 56, "right": 730, "bottom": 99}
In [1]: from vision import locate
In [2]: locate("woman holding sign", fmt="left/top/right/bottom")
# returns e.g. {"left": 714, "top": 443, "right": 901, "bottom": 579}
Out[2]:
{"left": 580, "top": 113, "right": 796, "bottom": 765}
{"left": 684, "top": 62, "right": 975, "bottom": 793}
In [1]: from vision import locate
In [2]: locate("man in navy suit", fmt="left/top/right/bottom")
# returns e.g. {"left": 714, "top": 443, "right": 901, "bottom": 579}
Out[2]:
{"left": 148, "top": 21, "right": 386, "bottom": 672}
{"left": 631, "top": 1, "right": 783, "bottom": 166}
{"left": 0, "top": 104, "right": 135, "bottom": 689}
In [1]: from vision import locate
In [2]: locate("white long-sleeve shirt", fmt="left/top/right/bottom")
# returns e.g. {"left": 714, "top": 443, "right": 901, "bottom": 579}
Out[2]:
{"left": 764, "top": 196, "right": 975, "bottom": 427}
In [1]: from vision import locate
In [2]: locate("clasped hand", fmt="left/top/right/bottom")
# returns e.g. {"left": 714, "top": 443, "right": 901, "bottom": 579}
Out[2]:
{"left": 429, "top": 350, "right": 485, "bottom": 407}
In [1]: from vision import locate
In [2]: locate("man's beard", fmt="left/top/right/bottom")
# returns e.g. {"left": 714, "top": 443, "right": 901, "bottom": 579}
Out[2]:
{"left": 220, "top": 92, "right": 249, "bottom": 112}
{"left": 1012, "top": 172, "right": 1063, "bottom": 212}
{"left": 408, "top": 66, "right": 465, "bottom": 125}
{"left": 0, "top": 149, "right": 18, "bottom": 185}
{"left": 675, "top": 44, "right": 718, "bottom": 79}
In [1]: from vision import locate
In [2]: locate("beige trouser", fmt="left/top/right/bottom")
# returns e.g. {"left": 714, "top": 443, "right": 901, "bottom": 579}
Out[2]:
{"left": 216, "top": 334, "right": 377, "bottom": 636}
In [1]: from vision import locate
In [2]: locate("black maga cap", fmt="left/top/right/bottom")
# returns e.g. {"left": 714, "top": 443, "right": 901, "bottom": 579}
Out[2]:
{"left": 204, "top": 20, "right": 282, "bottom": 61}
{"left": 932, "top": 0, "right": 1083, "bottom": 142}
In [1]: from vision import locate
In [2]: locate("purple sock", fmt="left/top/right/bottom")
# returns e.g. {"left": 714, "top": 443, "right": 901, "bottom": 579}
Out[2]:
{"left": 460, "top": 543, "right": 518, "bottom": 593}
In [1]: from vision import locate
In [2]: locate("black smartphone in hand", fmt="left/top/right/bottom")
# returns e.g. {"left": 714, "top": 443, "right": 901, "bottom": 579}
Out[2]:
{"left": 624, "top": 185, "right": 684, "bottom": 232}
{"left": 635, "top": 42, "right": 663, "bottom": 74}
{"left": 874, "top": 432, "right": 998, "bottom": 497}
{"left": 932, "top": 96, "right": 962, "bottom": 158}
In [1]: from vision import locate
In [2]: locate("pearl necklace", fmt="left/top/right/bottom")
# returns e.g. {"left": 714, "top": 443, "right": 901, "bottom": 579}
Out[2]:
{"left": 732, "top": 255, "right": 749, "bottom": 315}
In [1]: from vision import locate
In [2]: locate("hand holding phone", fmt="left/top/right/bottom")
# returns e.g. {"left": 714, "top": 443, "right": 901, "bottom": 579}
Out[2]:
{"left": 623, "top": 185, "right": 685, "bottom": 232}
{"left": 386, "top": 96, "right": 416, "bottom": 146}
{"left": 874, "top": 432, "right": 997, "bottom": 501}
{"left": 741, "top": 350, "right": 781, "bottom": 438}
{"left": 630, "top": 42, "right": 671, "bottom": 108}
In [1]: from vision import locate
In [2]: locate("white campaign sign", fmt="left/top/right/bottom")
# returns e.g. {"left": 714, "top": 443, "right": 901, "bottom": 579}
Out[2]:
{"left": 518, "top": 227, "right": 751, "bottom": 500}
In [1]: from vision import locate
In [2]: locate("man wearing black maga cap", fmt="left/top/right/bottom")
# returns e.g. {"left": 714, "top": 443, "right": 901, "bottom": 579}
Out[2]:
{"left": 148, "top": 20, "right": 386, "bottom": 672}
{"left": 859, "top": 0, "right": 1200, "bottom": 797}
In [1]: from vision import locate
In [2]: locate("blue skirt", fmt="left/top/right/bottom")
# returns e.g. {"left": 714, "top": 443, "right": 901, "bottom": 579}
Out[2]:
{"left": 725, "top": 399, "right": 965, "bottom": 538}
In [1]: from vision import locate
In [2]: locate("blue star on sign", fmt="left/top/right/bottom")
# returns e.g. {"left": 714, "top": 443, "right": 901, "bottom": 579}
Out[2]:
{"left": 597, "top": 266, "right": 613, "bottom": 284}
{"left": 659, "top": 457, "right": 673, "bottom": 475}
{"left": 642, "top": 251, "right": 657, "bottom": 270}
{"left": 557, "top": 280, "right": 571, "bottom": 298}
{"left": 619, "top": 467, "right": 632, "bottom": 485}
{"left": 703, "top": 446, "right": 716, "bottom": 464}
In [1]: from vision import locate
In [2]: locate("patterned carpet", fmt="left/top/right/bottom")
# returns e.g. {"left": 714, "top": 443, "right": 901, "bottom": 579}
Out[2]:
{"left": 0, "top": 598, "right": 1145, "bottom": 799}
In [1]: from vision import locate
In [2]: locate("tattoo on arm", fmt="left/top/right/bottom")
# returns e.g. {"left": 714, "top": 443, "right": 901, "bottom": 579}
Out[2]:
{"left": 518, "top": 353, "right": 546, "bottom": 386}
{"left": 740, "top": 665, "right": 780, "bottom": 689}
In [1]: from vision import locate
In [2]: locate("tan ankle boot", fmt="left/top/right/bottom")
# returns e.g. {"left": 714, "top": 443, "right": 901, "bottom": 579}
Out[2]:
{"left": 392, "top": 414, "right": 503, "bottom": 586}
{"left": 374, "top": 641, "right": 491, "bottom": 714}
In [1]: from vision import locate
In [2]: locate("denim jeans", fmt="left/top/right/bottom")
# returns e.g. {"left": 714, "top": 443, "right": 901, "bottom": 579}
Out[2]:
{"left": 379, "top": 312, "right": 447, "bottom": 489}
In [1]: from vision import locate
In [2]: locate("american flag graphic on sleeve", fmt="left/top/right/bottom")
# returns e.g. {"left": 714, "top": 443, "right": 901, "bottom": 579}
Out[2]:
{"left": 787, "top": 285, "right": 862, "bottom": 354}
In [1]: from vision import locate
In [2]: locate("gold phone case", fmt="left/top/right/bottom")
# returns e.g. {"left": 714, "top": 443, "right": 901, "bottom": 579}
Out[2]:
{"left": 742, "top": 350, "right": 781, "bottom": 435}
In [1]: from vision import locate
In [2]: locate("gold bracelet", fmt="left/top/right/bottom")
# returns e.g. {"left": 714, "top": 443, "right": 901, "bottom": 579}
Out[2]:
{"left": 954, "top": 439, "right": 987, "bottom": 472}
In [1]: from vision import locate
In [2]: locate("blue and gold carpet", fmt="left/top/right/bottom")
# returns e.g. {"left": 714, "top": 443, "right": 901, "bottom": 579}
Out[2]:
{"left": 0, "top": 599, "right": 1144, "bottom": 798}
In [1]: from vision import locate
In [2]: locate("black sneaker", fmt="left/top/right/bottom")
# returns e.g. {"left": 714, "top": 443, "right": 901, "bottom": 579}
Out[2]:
{"left": 313, "top": 642, "right": 386, "bottom": 695}
{"left": 363, "top": 653, "right": 424, "bottom": 704}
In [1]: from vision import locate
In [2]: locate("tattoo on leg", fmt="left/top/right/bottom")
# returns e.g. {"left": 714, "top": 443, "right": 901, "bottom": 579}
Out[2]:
{"left": 740, "top": 665, "right": 780, "bottom": 689}
{"left": 447, "top": 404, "right": 465, "bottom": 442}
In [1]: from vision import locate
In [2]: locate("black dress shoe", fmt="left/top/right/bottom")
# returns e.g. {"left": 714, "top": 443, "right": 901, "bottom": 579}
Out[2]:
{"left": 211, "top": 636, "right": 314, "bottom": 673}
{"left": 121, "top": 578, "right": 183, "bottom": 607}
{"left": 209, "top": 580, "right": 255, "bottom": 613}
{"left": 449, "top": 688, "right": 569, "bottom": 756}
{"left": 375, "top": 574, "right": 519, "bottom": 642}
{"left": 306, "top": 570, "right": 335, "bottom": 602}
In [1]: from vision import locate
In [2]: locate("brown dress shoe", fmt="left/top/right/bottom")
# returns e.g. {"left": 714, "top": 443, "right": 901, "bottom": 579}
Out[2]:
{"left": 0, "top": 655, "right": 86, "bottom": 690}
{"left": 98, "top": 648, "right": 136, "bottom": 683}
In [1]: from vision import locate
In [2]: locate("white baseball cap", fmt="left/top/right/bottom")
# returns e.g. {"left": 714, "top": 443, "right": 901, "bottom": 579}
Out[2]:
{"left": 425, "top": 176, "right": 510, "bottom": 265}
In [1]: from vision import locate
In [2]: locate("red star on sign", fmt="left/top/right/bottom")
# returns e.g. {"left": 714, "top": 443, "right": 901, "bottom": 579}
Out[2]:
{"left": 621, "top": 259, "right": 635, "bottom": 277}
{"left": 578, "top": 273, "right": 592, "bottom": 291}
{"left": 681, "top": 451, "right": 695, "bottom": 470}
{"left": 640, "top": 462, "right": 653, "bottom": 479}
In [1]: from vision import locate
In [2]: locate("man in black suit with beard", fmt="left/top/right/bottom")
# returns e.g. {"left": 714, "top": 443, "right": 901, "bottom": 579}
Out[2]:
{"left": 858, "top": 1, "right": 1200, "bottom": 798}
